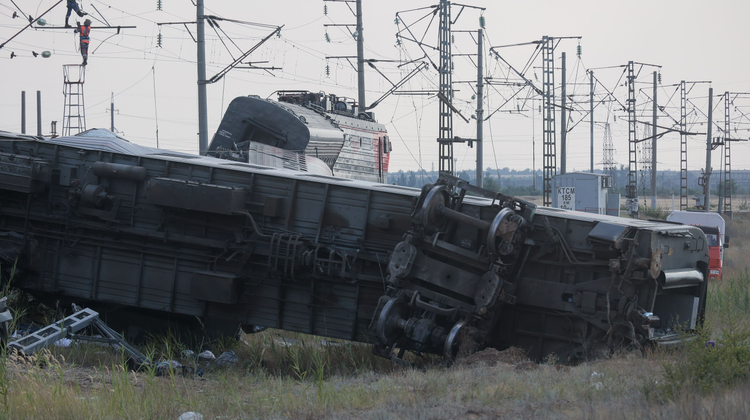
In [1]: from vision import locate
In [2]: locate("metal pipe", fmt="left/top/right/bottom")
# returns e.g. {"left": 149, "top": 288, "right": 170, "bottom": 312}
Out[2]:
{"left": 438, "top": 204, "right": 490, "bottom": 231}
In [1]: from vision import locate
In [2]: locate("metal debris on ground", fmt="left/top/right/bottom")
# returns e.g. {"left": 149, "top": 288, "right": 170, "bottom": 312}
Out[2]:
{"left": 7, "top": 303, "right": 149, "bottom": 368}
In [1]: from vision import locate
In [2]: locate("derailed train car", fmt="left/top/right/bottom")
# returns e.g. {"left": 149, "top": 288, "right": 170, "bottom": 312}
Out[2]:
{"left": 0, "top": 130, "right": 709, "bottom": 362}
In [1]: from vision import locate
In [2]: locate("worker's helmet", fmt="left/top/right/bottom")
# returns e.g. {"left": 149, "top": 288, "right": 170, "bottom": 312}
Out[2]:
{"left": 84, "top": 19, "right": 91, "bottom": 26}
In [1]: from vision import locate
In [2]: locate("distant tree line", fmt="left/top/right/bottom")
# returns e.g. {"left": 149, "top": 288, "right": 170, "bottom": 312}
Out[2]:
{"left": 389, "top": 165, "right": 749, "bottom": 196}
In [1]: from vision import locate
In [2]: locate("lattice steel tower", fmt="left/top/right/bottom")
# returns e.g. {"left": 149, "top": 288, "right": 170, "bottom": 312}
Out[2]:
{"left": 639, "top": 124, "right": 652, "bottom": 201}
{"left": 625, "top": 61, "right": 638, "bottom": 216}
{"left": 601, "top": 122, "right": 616, "bottom": 188}
{"left": 437, "top": 0, "right": 454, "bottom": 175}
{"left": 722, "top": 92, "right": 732, "bottom": 216}
{"left": 541, "top": 36, "right": 556, "bottom": 206}
{"left": 62, "top": 65, "right": 87, "bottom": 136}
{"left": 679, "top": 81, "right": 688, "bottom": 210}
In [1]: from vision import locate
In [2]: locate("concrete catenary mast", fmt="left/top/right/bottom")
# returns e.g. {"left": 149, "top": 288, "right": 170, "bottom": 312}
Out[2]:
{"left": 197, "top": 0, "right": 208, "bottom": 155}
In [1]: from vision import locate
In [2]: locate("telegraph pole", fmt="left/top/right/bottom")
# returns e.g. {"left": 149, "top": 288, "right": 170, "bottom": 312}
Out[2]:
{"left": 590, "top": 70, "right": 594, "bottom": 173}
{"left": 703, "top": 87, "right": 713, "bottom": 211}
{"left": 36, "top": 91, "right": 42, "bottom": 136}
{"left": 476, "top": 28, "right": 484, "bottom": 188}
{"left": 356, "top": 0, "right": 365, "bottom": 115}
{"left": 651, "top": 71, "right": 657, "bottom": 209}
{"left": 196, "top": 0, "right": 208, "bottom": 155}
{"left": 21, "top": 91, "right": 26, "bottom": 134}
{"left": 560, "top": 52, "right": 567, "bottom": 175}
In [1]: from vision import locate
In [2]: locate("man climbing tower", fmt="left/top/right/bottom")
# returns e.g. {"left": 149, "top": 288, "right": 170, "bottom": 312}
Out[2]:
{"left": 65, "top": 0, "right": 87, "bottom": 28}
{"left": 74, "top": 19, "right": 91, "bottom": 66}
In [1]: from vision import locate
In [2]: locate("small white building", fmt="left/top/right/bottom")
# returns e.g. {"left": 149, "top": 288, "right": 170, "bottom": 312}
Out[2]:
{"left": 551, "top": 172, "right": 619, "bottom": 216}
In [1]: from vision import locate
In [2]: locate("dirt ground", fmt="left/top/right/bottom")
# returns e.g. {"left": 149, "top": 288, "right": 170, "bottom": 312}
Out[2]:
{"left": 458, "top": 347, "right": 528, "bottom": 367}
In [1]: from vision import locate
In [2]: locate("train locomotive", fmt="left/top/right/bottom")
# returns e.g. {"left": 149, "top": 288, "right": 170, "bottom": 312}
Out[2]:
{"left": 207, "top": 91, "right": 391, "bottom": 183}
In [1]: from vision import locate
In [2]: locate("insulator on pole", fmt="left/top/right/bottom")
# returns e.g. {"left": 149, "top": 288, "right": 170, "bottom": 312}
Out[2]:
{"left": 157, "top": 32, "right": 162, "bottom": 47}
{"left": 325, "top": 32, "right": 330, "bottom": 43}
{"left": 324, "top": 4, "right": 328, "bottom": 15}
{"left": 157, "top": 0, "right": 162, "bottom": 11}
{"left": 325, "top": 64, "right": 330, "bottom": 77}
{"left": 577, "top": 44, "right": 582, "bottom": 58}
{"left": 479, "top": 16, "right": 485, "bottom": 28}
{"left": 394, "top": 17, "right": 400, "bottom": 25}
{"left": 658, "top": 72, "right": 662, "bottom": 84}
{"left": 352, "top": 31, "right": 358, "bottom": 40}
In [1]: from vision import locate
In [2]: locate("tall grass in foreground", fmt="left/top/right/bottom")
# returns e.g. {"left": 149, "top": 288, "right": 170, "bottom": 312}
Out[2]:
{"left": 706, "top": 269, "right": 750, "bottom": 322}
{"left": 650, "top": 270, "right": 750, "bottom": 402}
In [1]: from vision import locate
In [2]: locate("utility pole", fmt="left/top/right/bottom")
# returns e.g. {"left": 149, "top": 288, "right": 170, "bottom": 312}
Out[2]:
{"left": 651, "top": 71, "right": 657, "bottom": 209}
{"left": 395, "top": 1, "right": 484, "bottom": 177}
{"left": 196, "top": 0, "right": 208, "bottom": 155}
{"left": 356, "top": 0, "right": 365, "bottom": 115}
{"left": 476, "top": 28, "right": 484, "bottom": 188}
{"left": 111, "top": 93, "right": 115, "bottom": 132}
{"left": 560, "top": 52, "right": 567, "bottom": 175}
{"left": 703, "top": 87, "right": 713, "bottom": 211}
{"left": 107, "top": 92, "right": 119, "bottom": 132}
{"left": 589, "top": 70, "right": 594, "bottom": 173}
{"left": 36, "top": 91, "right": 42, "bottom": 136}
{"left": 21, "top": 91, "right": 26, "bottom": 134}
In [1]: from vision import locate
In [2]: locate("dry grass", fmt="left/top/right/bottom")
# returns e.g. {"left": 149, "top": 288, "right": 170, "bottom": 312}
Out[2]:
{"left": 3, "top": 344, "right": 749, "bottom": 419}
{"left": 3, "top": 203, "right": 750, "bottom": 419}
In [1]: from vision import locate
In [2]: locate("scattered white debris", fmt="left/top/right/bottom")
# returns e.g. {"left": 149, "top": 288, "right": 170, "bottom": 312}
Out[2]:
{"left": 54, "top": 338, "right": 72, "bottom": 347}
{"left": 198, "top": 350, "right": 216, "bottom": 361}
{"left": 590, "top": 371, "right": 605, "bottom": 390}
{"left": 178, "top": 412, "right": 203, "bottom": 420}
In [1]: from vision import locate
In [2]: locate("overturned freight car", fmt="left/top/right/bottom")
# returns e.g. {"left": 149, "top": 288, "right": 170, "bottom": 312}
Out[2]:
{"left": 0, "top": 130, "right": 709, "bottom": 362}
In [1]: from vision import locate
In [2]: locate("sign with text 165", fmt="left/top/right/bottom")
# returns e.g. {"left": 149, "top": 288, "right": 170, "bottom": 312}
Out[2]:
{"left": 557, "top": 187, "right": 575, "bottom": 210}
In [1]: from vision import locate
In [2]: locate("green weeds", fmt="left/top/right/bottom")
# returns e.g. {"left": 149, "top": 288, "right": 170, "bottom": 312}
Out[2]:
{"left": 639, "top": 205, "right": 669, "bottom": 220}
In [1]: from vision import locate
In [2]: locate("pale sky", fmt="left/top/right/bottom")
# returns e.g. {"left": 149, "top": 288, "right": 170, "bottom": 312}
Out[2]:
{"left": 1, "top": 0, "right": 749, "bottom": 175}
